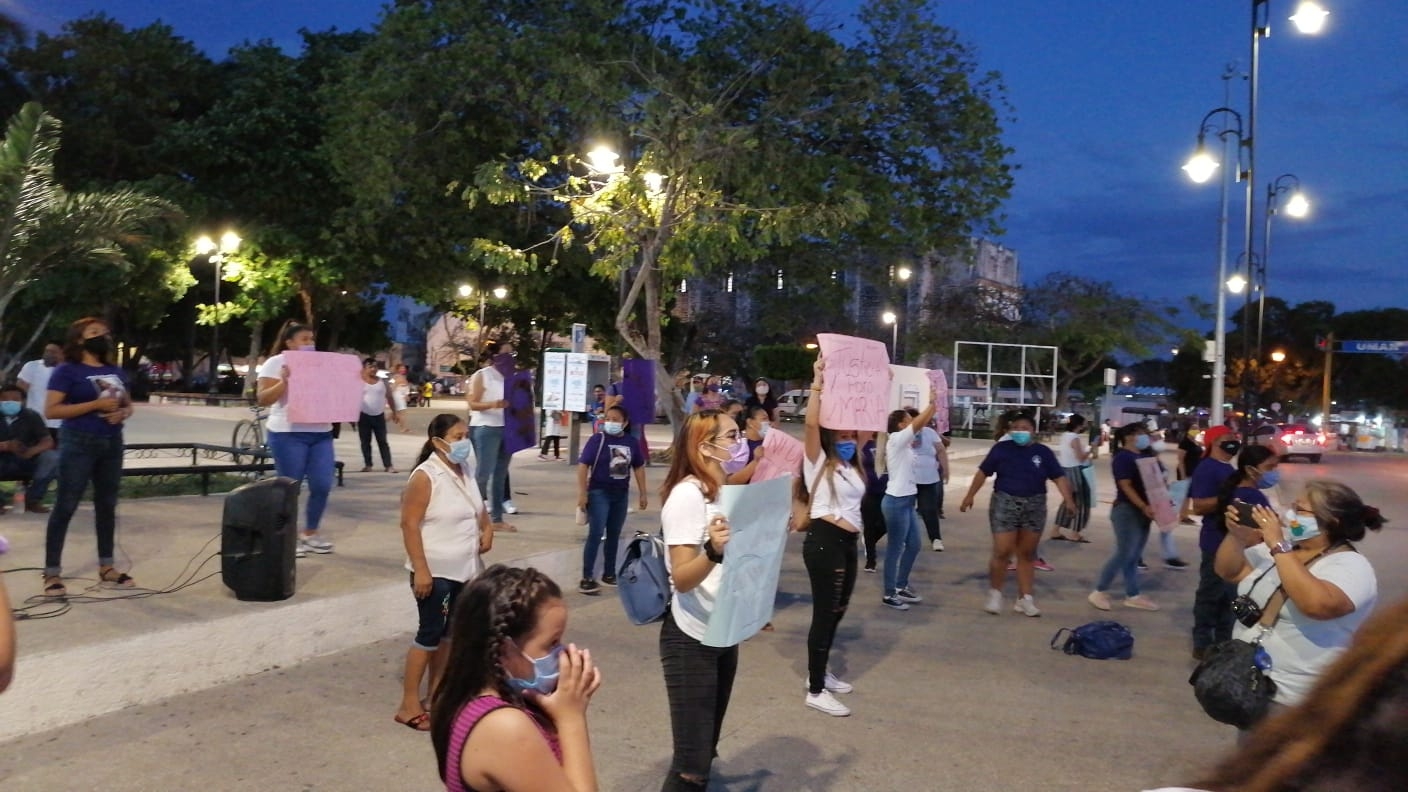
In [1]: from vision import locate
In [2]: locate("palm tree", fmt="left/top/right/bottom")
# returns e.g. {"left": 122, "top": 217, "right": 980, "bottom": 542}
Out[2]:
{"left": 0, "top": 101, "right": 179, "bottom": 334}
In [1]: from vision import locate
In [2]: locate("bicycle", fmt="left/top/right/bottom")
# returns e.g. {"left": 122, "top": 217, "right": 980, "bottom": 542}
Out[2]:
{"left": 231, "top": 404, "right": 268, "bottom": 464}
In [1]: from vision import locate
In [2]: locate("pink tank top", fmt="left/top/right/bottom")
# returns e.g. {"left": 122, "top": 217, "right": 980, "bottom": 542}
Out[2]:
{"left": 444, "top": 695, "right": 563, "bottom": 792}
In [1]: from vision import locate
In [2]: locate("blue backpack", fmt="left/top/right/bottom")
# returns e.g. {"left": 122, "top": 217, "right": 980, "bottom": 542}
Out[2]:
{"left": 617, "top": 531, "right": 671, "bottom": 625}
{"left": 1050, "top": 620, "right": 1135, "bottom": 660}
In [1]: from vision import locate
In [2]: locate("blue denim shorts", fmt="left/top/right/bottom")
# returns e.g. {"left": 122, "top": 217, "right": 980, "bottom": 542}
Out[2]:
{"left": 411, "top": 576, "right": 464, "bottom": 650}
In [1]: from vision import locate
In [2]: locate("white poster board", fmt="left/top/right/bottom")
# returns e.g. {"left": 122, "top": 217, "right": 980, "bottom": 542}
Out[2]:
{"left": 702, "top": 477, "right": 793, "bottom": 648}
{"left": 543, "top": 353, "right": 566, "bottom": 410}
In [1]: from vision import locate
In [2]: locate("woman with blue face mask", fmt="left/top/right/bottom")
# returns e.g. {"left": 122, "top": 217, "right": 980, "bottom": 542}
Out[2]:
{"left": 574, "top": 406, "right": 648, "bottom": 595}
{"left": 797, "top": 356, "right": 868, "bottom": 717}
{"left": 1214, "top": 479, "right": 1385, "bottom": 729}
{"left": 1089, "top": 424, "right": 1164, "bottom": 612}
{"left": 431, "top": 565, "right": 602, "bottom": 792}
{"left": 961, "top": 412, "right": 1075, "bottom": 617}
{"left": 395, "top": 414, "right": 493, "bottom": 732}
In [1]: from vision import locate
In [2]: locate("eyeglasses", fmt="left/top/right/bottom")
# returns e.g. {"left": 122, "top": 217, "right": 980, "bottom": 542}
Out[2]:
{"left": 712, "top": 431, "right": 740, "bottom": 443}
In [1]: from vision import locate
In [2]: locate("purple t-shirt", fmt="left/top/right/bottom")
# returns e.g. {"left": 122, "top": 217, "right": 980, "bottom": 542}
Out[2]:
{"left": 1111, "top": 448, "right": 1160, "bottom": 505}
{"left": 1190, "top": 457, "right": 1237, "bottom": 553}
{"left": 578, "top": 431, "right": 643, "bottom": 492}
{"left": 47, "top": 362, "right": 130, "bottom": 436}
{"left": 978, "top": 440, "right": 1062, "bottom": 497}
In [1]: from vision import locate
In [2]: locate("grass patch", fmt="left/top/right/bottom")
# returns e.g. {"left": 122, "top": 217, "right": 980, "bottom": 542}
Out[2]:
{"left": 117, "top": 473, "right": 252, "bottom": 498}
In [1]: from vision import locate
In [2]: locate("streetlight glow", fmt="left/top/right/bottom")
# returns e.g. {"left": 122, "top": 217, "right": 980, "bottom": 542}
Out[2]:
{"left": 881, "top": 310, "right": 896, "bottom": 326}
{"left": 1289, "top": 1, "right": 1329, "bottom": 34}
{"left": 1270, "top": 350, "right": 1287, "bottom": 363}
{"left": 1284, "top": 191, "right": 1310, "bottom": 218}
{"left": 219, "top": 230, "right": 242, "bottom": 253}
{"left": 1227, "top": 273, "right": 1248, "bottom": 294}
{"left": 896, "top": 266, "right": 912, "bottom": 282}
{"left": 458, "top": 284, "right": 473, "bottom": 298}
{"left": 493, "top": 286, "right": 508, "bottom": 300}
{"left": 195, "top": 235, "right": 215, "bottom": 255}
{"left": 1182, "top": 148, "right": 1219, "bottom": 184}
{"left": 642, "top": 171, "right": 664, "bottom": 194}
{"left": 585, "top": 145, "right": 622, "bottom": 175}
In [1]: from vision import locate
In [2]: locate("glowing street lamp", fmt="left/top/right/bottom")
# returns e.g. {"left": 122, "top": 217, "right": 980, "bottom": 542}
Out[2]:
{"left": 1258, "top": 173, "right": 1310, "bottom": 358}
{"left": 1289, "top": 1, "right": 1329, "bottom": 34}
{"left": 195, "top": 230, "right": 241, "bottom": 400}
{"left": 457, "top": 284, "right": 510, "bottom": 349}
{"left": 1227, "top": 273, "right": 1248, "bottom": 294}
{"left": 1270, "top": 349, "right": 1287, "bottom": 363}
{"left": 882, "top": 310, "right": 898, "bottom": 358}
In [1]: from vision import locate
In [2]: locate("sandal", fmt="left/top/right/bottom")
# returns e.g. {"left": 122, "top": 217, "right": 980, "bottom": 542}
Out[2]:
{"left": 394, "top": 711, "right": 431, "bottom": 731}
{"left": 1072, "top": 534, "right": 1092, "bottom": 544}
{"left": 43, "top": 575, "right": 67, "bottom": 598}
{"left": 99, "top": 566, "right": 135, "bottom": 588}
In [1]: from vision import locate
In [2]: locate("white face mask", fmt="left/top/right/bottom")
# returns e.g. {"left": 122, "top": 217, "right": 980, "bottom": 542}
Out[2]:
{"left": 756, "top": 385, "right": 769, "bottom": 395}
{"left": 1284, "top": 508, "right": 1322, "bottom": 543}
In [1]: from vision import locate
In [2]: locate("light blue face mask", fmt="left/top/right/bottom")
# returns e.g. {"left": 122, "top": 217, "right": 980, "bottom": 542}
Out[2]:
{"left": 1284, "top": 508, "right": 1322, "bottom": 543}
{"left": 508, "top": 644, "right": 563, "bottom": 695}
{"left": 0, "top": 401, "right": 20, "bottom": 417}
{"left": 834, "top": 440, "right": 857, "bottom": 462}
{"left": 603, "top": 421, "right": 624, "bottom": 435}
{"left": 1256, "top": 469, "right": 1281, "bottom": 489}
{"left": 758, "top": 421, "right": 771, "bottom": 438}
{"left": 1009, "top": 431, "right": 1032, "bottom": 446}
{"left": 441, "top": 438, "right": 473, "bottom": 465}
{"left": 1134, "top": 434, "right": 1151, "bottom": 451}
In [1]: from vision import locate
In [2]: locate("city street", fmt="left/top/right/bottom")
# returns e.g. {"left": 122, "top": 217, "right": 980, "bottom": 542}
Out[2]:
{"left": 1, "top": 404, "right": 1405, "bottom": 791}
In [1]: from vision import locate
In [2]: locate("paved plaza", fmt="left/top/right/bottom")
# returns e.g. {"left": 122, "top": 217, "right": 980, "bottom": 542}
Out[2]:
{"left": 1, "top": 403, "right": 1404, "bottom": 791}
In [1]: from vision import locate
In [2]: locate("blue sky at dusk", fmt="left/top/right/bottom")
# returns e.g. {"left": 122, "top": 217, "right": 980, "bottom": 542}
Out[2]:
{"left": 20, "top": 0, "right": 1408, "bottom": 319}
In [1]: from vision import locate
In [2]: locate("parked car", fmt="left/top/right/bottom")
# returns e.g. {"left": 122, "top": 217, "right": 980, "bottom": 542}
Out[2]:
{"left": 777, "top": 389, "right": 809, "bottom": 421}
{"left": 1275, "top": 423, "right": 1329, "bottom": 463}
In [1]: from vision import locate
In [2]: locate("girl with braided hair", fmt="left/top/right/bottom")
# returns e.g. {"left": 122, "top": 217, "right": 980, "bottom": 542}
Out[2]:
{"left": 431, "top": 565, "right": 602, "bottom": 792}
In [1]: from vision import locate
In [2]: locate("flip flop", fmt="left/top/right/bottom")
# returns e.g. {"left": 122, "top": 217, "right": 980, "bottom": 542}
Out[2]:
{"left": 1073, "top": 535, "right": 1092, "bottom": 544}
{"left": 394, "top": 712, "right": 431, "bottom": 731}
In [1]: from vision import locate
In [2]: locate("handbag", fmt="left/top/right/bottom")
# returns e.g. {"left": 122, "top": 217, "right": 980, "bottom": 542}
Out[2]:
{"left": 1050, "top": 620, "right": 1134, "bottom": 660}
{"left": 1188, "top": 587, "right": 1283, "bottom": 729}
{"left": 617, "top": 531, "right": 670, "bottom": 625}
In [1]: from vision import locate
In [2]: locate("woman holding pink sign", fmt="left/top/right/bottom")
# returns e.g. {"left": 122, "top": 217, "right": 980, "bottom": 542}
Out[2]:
{"left": 1088, "top": 424, "right": 1163, "bottom": 612}
{"left": 257, "top": 321, "right": 337, "bottom": 558}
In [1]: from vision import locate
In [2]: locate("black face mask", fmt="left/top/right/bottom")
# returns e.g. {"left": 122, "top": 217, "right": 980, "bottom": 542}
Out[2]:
{"left": 1219, "top": 439, "right": 1242, "bottom": 456}
{"left": 82, "top": 335, "right": 113, "bottom": 357}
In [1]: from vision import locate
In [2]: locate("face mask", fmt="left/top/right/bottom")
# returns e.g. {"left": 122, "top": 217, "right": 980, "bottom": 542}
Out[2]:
{"left": 83, "top": 335, "right": 112, "bottom": 356}
{"left": 1134, "top": 434, "right": 1151, "bottom": 451}
{"left": 493, "top": 352, "right": 515, "bottom": 367}
{"left": 706, "top": 384, "right": 719, "bottom": 393}
{"left": 756, "top": 385, "right": 769, "bottom": 395}
{"left": 1010, "top": 431, "right": 1032, "bottom": 446}
{"left": 603, "top": 421, "right": 624, "bottom": 435}
{"left": 758, "top": 422, "right": 771, "bottom": 438}
{"left": 721, "top": 439, "right": 750, "bottom": 475}
{"left": 1219, "top": 439, "right": 1242, "bottom": 456}
{"left": 297, "top": 344, "right": 316, "bottom": 352}
{"left": 834, "top": 440, "right": 857, "bottom": 462}
{"left": 439, "top": 438, "right": 474, "bottom": 465}
{"left": 507, "top": 644, "right": 563, "bottom": 696}
{"left": 1152, "top": 440, "right": 1169, "bottom": 453}
{"left": 1284, "top": 508, "right": 1321, "bottom": 543}
{"left": 0, "top": 401, "right": 20, "bottom": 417}
{"left": 1256, "top": 469, "right": 1281, "bottom": 489}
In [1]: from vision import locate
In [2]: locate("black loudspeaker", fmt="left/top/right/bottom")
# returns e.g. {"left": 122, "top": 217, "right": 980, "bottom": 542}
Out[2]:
{"left": 221, "top": 476, "right": 299, "bottom": 602}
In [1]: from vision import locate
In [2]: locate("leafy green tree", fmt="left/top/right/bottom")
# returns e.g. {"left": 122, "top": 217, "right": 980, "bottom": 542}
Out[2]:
{"left": 753, "top": 344, "right": 816, "bottom": 382}
{"left": 0, "top": 102, "right": 178, "bottom": 371}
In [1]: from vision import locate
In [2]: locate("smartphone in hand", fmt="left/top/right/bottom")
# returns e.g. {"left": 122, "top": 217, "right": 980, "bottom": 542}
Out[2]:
{"left": 1233, "top": 500, "right": 1257, "bottom": 527}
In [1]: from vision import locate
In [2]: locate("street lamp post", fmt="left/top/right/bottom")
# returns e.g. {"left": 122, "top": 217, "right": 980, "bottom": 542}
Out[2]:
{"left": 458, "top": 284, "right": 510, "bottom": 353}
{"left": 195, "top": 231, "right": 240, "bottom": 402}
{"left": 1235, "top": 250, "right": 1262, "bottom": 418}
{"left": 1258, "top": 174, "right": 1309, "bottom": 357}
{"left": 882, "top": 310, "right": 898, "bottom": 359}
{"left": 1183, "top": 106, "right": 1246, "bottom": 429}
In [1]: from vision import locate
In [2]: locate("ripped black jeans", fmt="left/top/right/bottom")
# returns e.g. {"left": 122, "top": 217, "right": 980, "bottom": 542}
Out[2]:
{"left": 803, "top": 519, "right": 858, "bottom": 694}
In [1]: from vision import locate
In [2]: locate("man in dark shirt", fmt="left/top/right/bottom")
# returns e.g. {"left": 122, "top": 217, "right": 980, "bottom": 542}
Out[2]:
{"left": 0, "top": 384, "right": 59, "bottom": 513}
{"left": 1186, "top": 426, "right": 1242, "bottom": 659}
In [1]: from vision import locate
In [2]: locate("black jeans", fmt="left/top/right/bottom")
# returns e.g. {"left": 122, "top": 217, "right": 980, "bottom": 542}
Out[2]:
{"left": 659, "top": 609, "right": 737, "bottom": 790}
{"left": 1193, "top": 549, "right": 1236, "bottom": 650}
{"left": 861, "top": 489, "right": 886, "bottom": 567}
{"left": 357, "top": 412, "right": 392, "bottom": 468}
{"left": 916, "top": 481, "right": 942, "bottom": 541}
{"left": 45, "top": 426, "right": 123, "bottom": 575}
{"left": 540, "top": 435, "right": 561, "bottom": 457}
{"left": 803, "top": 519, "right": 857, "bottom": 694}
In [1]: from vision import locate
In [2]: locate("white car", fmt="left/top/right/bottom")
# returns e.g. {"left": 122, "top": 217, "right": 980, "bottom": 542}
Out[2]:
{"left": 1277, "top": 424, "right": 1328, "bottom": 463}
{"left": 776, "top": 389, "right": 809, "bottom": 421}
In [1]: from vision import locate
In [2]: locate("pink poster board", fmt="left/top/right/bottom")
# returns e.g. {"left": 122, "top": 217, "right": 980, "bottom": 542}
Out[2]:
{"left": 284, "top": 351, "right": 365, "bottom": 423}
{"left": 753, "top": 427, "right": 804, "bottom": 482}
{"left": 1136, "top": 456, "right": 1178, "bottom": 532}
{"left": 816, "top": 333, "right": 890, "bottom": 432}
{"left": 926, "top": 369, "right": 950, "bottom": 433}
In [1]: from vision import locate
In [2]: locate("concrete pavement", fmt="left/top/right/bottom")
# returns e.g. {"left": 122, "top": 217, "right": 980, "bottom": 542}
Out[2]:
{"left": 2, "top": 404, "right": 1405, "bottom": 790}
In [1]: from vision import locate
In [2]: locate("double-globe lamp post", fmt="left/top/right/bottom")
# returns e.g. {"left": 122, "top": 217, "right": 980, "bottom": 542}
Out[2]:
{"left": 195, "top": 230, "right": 241, "bottom": 401}
{"left": 458, "top": 283, "right": 509, "bottom": 353}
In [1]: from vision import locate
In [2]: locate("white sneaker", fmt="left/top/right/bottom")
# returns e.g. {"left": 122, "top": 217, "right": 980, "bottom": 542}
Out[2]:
{"left": 805, "top": 690, "right": 851, "bottom": 717}
{"left": 1013, "top": 595, "right": 1042, "bottom": 617}
{"left": 984, "top": 589, "right": 1003, "bottom": 615}
{"left": 1087, "top": 591, "right": 1113, "bottom": 611}
{"left": 503, "top": 499, "right": 519, "bottom": 515}
{"left": 931, "top": 539, "right": 945, "bottom": 552}
{"left": 298, "top": 534, "right": 334, "bottom": 554}
{"left": 1124, "top": 595, "right": 1161, "bottom": 611}
{"left": 806, "top": 672, "right": 853, "bottom": 694}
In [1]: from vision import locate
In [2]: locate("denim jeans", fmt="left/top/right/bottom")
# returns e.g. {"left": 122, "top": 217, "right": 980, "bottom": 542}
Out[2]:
{"left": 470, "top": 425, "right": 510, "bottom": 522}
{"left": 266, "top": 430, "right": 335, "bottom": 533}
{"left": 44, "top": 427, "right": 123, "bottom": 575}
{"left": 660, "top": 609, "right": 737, "bottom": 790}
{"left": 1158, "top": 528, "right": 1179, "bottom": 560}
{"left": 1193, "top": 549, "right": 1237, "bottom": 651}
{"left": 915, "top": 481, "right": 942, "bottom": 541}
{"left": 881, "top": 493, "right": 921, "bottom": 595}
{"left": 1096, "top": 502, "right": 1151, "bottom": 597}
{"left": 803, "top": 520, "right": 857, "bottom": 693}
{"left": 357, "top": 412, "right": 392, "bottom": 468}
{"left": 0, "top": 448, "right": 59, "bottom": 504}
{"left": 583, "top": 487, "right": 629, "bottom": 579}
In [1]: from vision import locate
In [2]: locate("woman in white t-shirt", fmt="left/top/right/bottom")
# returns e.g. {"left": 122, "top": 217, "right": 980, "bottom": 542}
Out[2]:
{"left": 798, "top": 356, "right": 866, "bottom": 718}
{"left": 658, "top": 409, "right": 735, "bottom": 791}
{"left": 465, "top": 341, "right": 514, "bottom": 531}
{"left": 879, "top": 389, "right": 937, "bottom": 611}
{"left": 1052, "top": 414, "right": 1093, "bottom": 542}
{"left": 256, "top": 321, "right": 336, "bottom": 557}
{"left": 906, "top": 407, "right": 946, "bottom": 552}
{"left": 1216, "top": 479, "right": 1385, "bottom": 718}
{"left": 392, "top": 413, "right": 492, "bottom": 731}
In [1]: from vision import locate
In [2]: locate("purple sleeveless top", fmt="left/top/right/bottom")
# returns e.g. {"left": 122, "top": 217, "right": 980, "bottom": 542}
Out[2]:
{"left": 444, "top": 695, "right": 564, "bottom": 792}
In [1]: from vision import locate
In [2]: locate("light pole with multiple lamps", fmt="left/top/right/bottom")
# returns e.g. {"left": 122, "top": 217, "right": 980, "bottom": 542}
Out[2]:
{"left": 458, "top": 283, "right": 509, "bottom": 353}
{"left": 194, "top": 231, "right": 241, "bottom": 401}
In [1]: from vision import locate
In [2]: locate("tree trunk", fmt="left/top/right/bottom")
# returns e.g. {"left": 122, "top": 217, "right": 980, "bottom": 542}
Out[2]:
{"left": 244, "top": 321, "right": 264, "bottom": 400}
